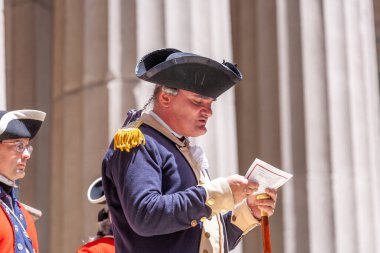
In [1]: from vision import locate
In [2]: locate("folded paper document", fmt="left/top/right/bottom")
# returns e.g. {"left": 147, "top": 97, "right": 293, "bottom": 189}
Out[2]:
{"left": 245, "top": 158, "right": 293, "bottom": 194}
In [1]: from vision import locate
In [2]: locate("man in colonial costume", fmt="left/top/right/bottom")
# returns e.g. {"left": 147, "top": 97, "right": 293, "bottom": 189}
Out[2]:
{"left": 102, "top": 48, "right": 277, "bottom": 253}
{"left": 0, "top": 109, "right": 45, "bottom": 253}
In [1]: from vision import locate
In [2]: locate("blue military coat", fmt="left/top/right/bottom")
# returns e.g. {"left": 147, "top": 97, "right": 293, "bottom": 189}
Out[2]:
{"left": 102, "top": 111, "right": 258, "bottom": 253}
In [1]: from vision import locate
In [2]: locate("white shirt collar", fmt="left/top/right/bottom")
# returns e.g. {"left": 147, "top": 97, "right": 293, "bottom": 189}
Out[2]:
{"left": 148, "top": 111, "right": 183, "bottom": 139}
{"left": 0, "top": 174, "right": 18, "bottom": 188}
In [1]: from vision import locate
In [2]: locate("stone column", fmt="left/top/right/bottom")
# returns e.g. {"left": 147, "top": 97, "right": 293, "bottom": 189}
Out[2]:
{"left": 278, "top": 0, "right": 380, "bottom": 252}
{"left": 51, "top": 0, "right": 108, "bottom": 252}
{"left": 50, "top": 0, "right": 85, "bottom": 251}
{"left": 0, "top": 0, "right": 5, "bottom": 109}
{"left": 231, "top": 1, "right": 266, "bottom": 252}
{"left": 276, "top": 0, "right": 309, "bottom": 252}
{"left": 107, "top": 0, "right": 138, "bottom": 136}
{"left": 3, "top": 1, "right": 53, "bottom": 252}
{"left": 81, "top": 0, "right": 109, "bottom": 240}
{"left": 323, "top": 1, "right": 358, "bottom": 253}
{"left": 346, "top": 0, "right": 380, "bottom": 251}
{"left": 135, "top": 0, "right": 165, "bottom": 108}
{"left": 299, "top": 0, "right": 335, "bottom": 252}
{"left": 253, "top": 2, "right": 284, "bottom": 252}
{"left": 164, "top": 0, "right": 191, "bottom": 51}
{"left": 33, "top": 2, "right": 53, "bottom": 252}
{"left": 361, "top": 0, "right": 380, "bottom": 249}
{"left": 231, "top": 1, "right": 283, "bottom": 252}
{"left": 345, "top": 1, "right": 373, "bottom": 252}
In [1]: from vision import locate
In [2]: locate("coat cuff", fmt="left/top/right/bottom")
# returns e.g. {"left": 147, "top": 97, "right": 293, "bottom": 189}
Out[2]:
{"left": 200, "top": 177, "right": 235, "bottom": 215}
{"left": 231, "top": 199, "right": 260, "bottom": 234}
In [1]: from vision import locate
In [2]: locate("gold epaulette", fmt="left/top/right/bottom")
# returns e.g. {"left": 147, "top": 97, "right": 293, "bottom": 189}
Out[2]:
{"left": 113, "top": 119, "right": 145, "bottom": 152}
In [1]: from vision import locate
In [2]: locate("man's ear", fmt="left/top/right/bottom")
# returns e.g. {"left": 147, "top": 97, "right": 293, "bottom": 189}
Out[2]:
{"left": 158, "top": 91, "right": 172, "bottom": 107}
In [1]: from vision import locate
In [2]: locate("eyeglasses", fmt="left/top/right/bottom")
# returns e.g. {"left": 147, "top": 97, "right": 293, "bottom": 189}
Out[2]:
{"left": 0, "top": 141, "right": 34, "bottom": 154}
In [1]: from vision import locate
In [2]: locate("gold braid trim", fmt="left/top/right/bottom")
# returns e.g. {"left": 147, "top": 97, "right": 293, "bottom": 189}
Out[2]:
{"left": 113, "top": 120, "right": 145, "bottom": 152}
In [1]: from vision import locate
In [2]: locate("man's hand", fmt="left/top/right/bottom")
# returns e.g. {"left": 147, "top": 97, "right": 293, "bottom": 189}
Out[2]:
{"left": 247, "top": 188, "right": 277, "bottom": 219}
{"left": 226, "top": 174, "right": 259, "bottom": 204}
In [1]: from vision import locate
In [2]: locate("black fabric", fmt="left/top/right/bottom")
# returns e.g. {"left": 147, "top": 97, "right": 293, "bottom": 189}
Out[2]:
{"left": 0, "top": 182, "right": 12, "bottom": 195}
{"left": 0, "top": 110, "right": 44, "bottom": 141}
{"left": 0, "top": 119, "right": 42, "bottom": 141}
{"left": 97, "top": 207, "right": 109, "bottom": 222}
{"left": 135, "top": 48, "right": 243, "bottom": 99}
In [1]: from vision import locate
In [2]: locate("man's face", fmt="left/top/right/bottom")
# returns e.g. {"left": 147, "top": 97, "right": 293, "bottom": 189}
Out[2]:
{"left": 161, "top": 89, "right": 214, "bottom": 137}
{"left": 0, "top": 138, "right": 32, "bottom": 181}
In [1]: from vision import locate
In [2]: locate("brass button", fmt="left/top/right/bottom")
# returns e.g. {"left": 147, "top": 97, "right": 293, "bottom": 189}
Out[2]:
{"left": 207, "top": 198, "right": 215, "bottom": 205}
{"left": 203, "top": 250, "right": 209, "bottom": 253}
{"left": 200, "top": 217, "right": 207, "bottom": 222}
{"left": 191, "top": 220, "right": 198, "bottom": 227}
{"left": 205, "top": 232, "right": 210, "bottom": 238}
{"left": 231, "top": 215, "right": 237, "bottom": 222}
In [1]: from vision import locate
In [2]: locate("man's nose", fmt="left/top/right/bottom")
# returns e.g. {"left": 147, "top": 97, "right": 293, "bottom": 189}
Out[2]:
{"left": 203, "top": 105, "right": 213, "bottom": 117}
{"left": 21, "top": 149, "right": 31, "bottom": 159}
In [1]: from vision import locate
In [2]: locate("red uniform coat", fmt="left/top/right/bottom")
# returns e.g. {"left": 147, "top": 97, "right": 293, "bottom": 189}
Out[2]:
{"left": 76, "top": 236, "right": 115, "bottom": 253}
{"left": 0, "top": 203, "right": 39, "bottom": 253}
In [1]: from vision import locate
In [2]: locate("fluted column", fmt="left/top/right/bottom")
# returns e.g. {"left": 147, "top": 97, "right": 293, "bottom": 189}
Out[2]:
{"left": 276, "top": 0, "right": 309, "bottom": 252}
{"left": 278, "top": 0, "right": 380, "bottom": 252}
{"left": 51, "top": 0, "right": 108, "bottom": 252}
{"left": 253, "top": 2, "right": 284, "bottom": 252}
{"left": 231, "top": 1, "right": 283, "bottom": 252}
{"left": 3, "top": 1, "right": 53, "bottom": 252}
{"left": 346, "top": 0, "right": 379, "bottom": 251}
{"left": 82, "top": 0, "right": 109, "bottom": 241}
{"left": 135, "top": 0, "right": 165, "bottom": 108}
{"left": 164, "top": 0, "right": 191, "bottom": 51}
{"left": 231, "top": 1, "right": 263, "bottom": 252}
{"left": 107, "top": 0, "right": 138, "bottom": 136}
{"left": 51, "top": 0, "right": 84, "bottom": 251}
{"left": 361, "top": 0, "right": 380, "bottom": 249}
{"left": 0, "top": 0, "right": 5, "bottom": 109}
{"left": 299, "top": 0, "right": 335, "bottom": 252}
{"left": 323, "top": 1, "right": 359, "bottom": 252}
{"left": 346, "top": 1, "right": 374, "bottom": 252}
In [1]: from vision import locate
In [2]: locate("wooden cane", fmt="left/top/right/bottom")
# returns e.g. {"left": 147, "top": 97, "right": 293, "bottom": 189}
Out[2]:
{"left": 256, "top": 193, "right": 272, "bottom": 253}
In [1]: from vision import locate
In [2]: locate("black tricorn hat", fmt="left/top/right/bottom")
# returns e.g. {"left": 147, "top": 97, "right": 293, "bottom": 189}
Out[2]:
{"left": 87, "top": 177, "right": 106, "bottom": 204}
{"left": 135, "top": 48, "right": 243, "bottom": 99}
{"left": 0, "top": 109, "right": 46, "bottom": 141}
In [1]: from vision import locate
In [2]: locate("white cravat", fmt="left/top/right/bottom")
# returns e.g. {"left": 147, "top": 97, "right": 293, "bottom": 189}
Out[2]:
{"left": 188, "top": 144, "right": 211, "bottom": 183}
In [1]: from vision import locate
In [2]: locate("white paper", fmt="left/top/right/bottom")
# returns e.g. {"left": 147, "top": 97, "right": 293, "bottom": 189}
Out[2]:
{"left": 245, "top": 158, "right": 293, "bottom": 194}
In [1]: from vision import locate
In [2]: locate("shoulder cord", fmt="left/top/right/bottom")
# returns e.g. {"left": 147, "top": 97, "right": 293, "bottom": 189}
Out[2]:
{"left": 0, "top": 198, "right": 32, "bottom": 240}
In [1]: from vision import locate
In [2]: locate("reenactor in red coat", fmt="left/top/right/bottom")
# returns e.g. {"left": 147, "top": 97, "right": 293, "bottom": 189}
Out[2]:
{"left": 0, "top": 109, "right": 46, "bottom": 253}
{"left": 76, "top": 177, "right": 115, "bottom": 253}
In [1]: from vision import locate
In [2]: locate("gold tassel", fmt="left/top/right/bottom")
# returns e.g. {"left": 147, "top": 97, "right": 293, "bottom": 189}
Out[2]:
{"left": 113, "top": 127, "right": 146, "bottom": 152}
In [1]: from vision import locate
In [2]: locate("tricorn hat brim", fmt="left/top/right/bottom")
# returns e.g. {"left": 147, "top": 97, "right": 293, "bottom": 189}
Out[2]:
{"left": 87, "top": 177, "right": 106, "bottom": 204}
{"left": 135, "top": 48, "right": 243, "bottom": 99}
{"left": 0, "top": 110, "right": 46, "bottom": 141}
